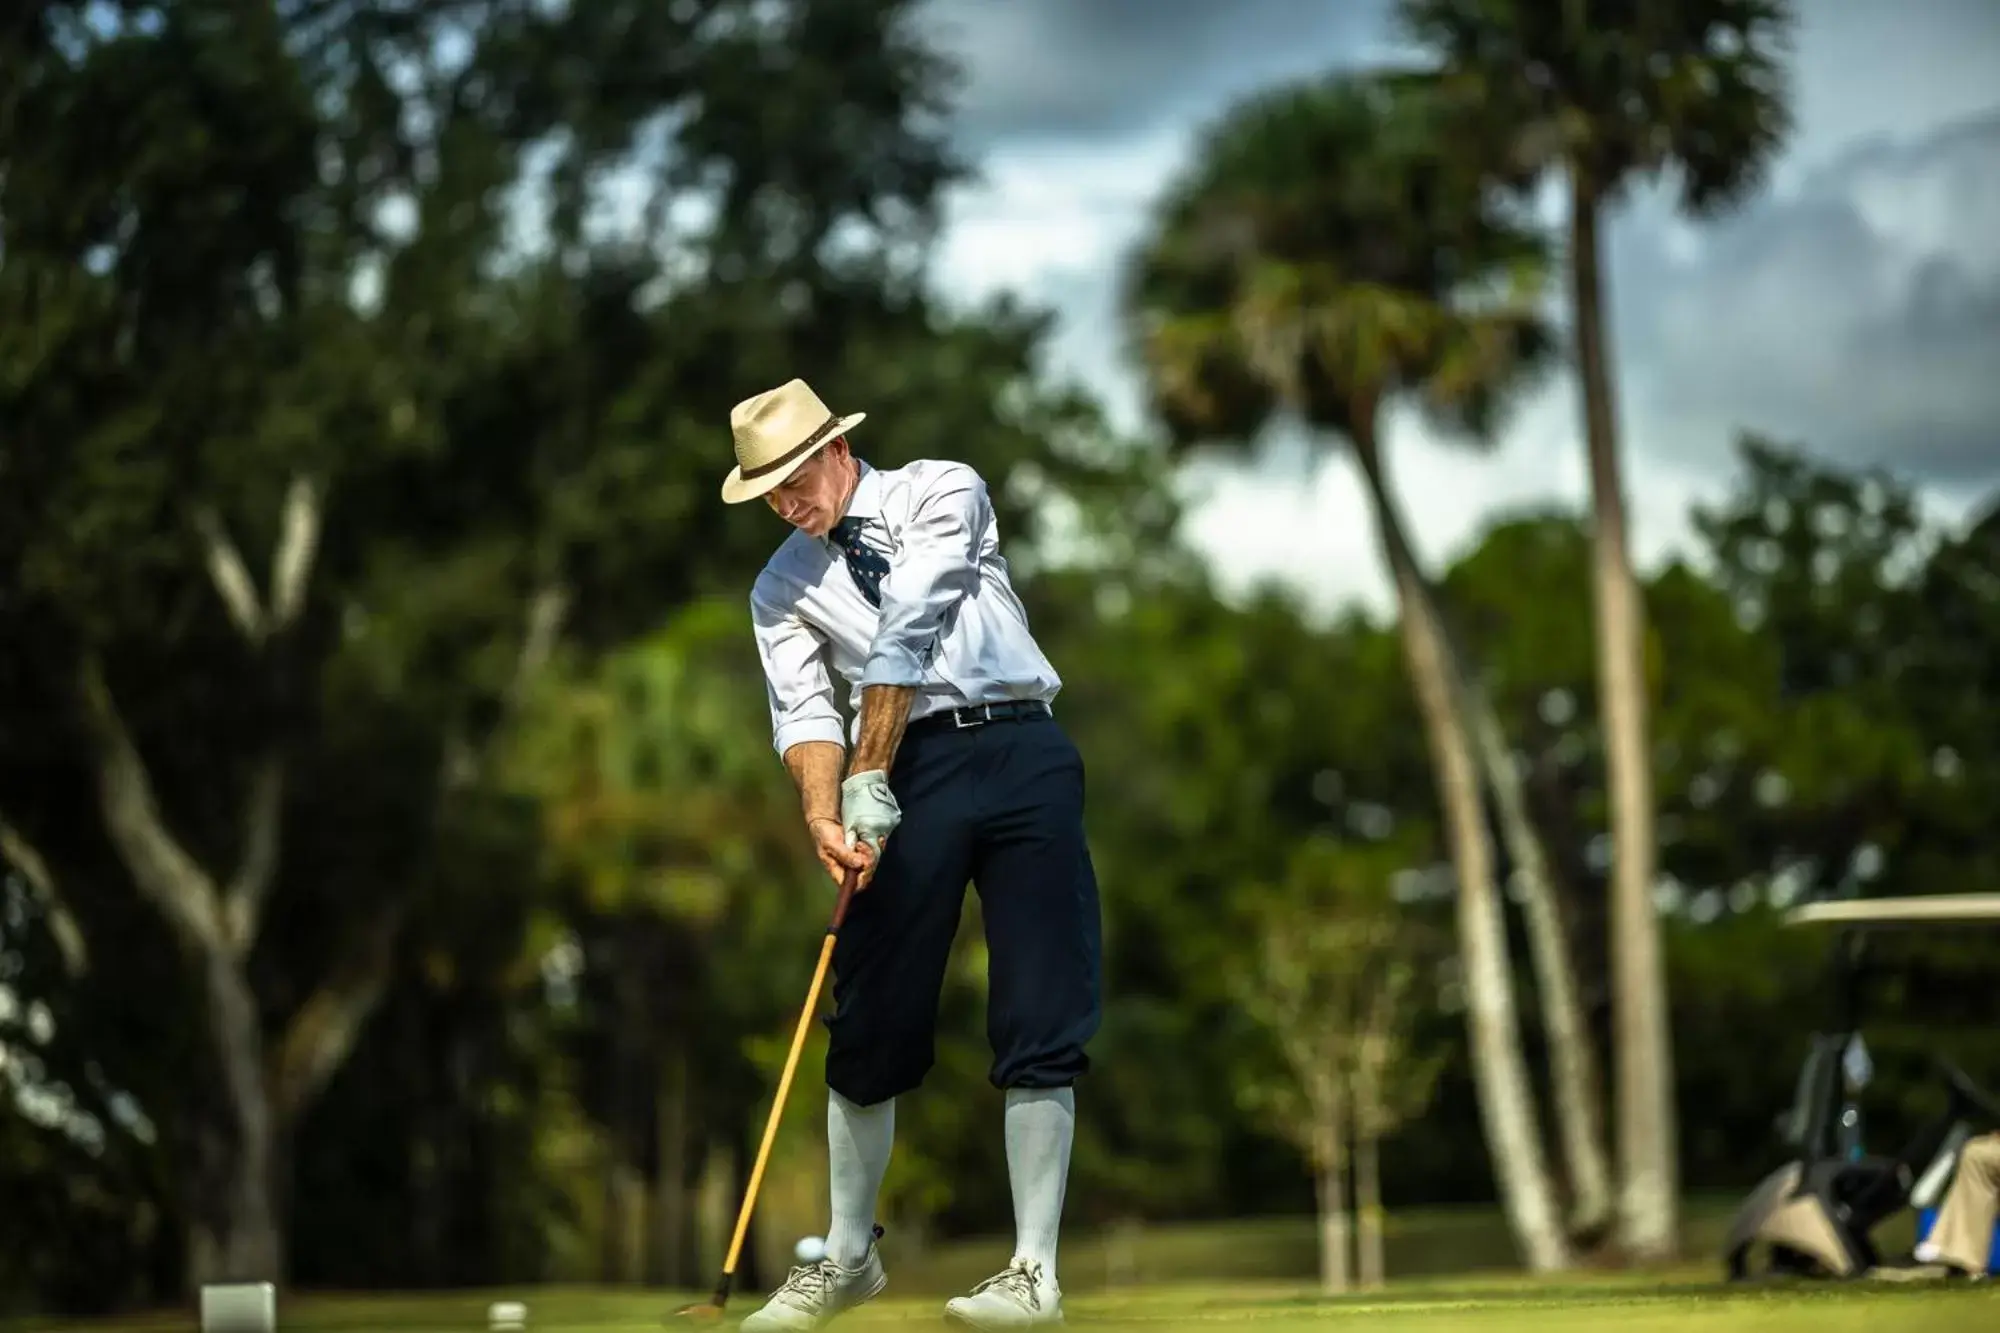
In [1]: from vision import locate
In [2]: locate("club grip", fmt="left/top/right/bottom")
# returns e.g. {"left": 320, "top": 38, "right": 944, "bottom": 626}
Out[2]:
{"left": 828, "top": 865, "right": 861, "bottom": 934}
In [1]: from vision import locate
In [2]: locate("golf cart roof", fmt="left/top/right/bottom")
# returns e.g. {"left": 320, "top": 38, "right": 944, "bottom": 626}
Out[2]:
{"left": 1784, "top": 894, "right": 2000, "bottom": 929}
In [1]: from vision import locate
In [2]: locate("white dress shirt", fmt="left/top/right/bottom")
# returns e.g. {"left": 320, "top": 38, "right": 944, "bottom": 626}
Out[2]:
{"left": 749, "top": 458, "right": 1063, "bottom": 756}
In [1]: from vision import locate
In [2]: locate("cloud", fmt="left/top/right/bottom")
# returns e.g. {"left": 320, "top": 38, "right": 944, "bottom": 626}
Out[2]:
{"left": 915, "top": 2, "right": 2000, "bottom": 619}
{"left": 916, "top": 0, "right": 1390, "bottom": 146}
{"left": 1618, "top": 110, "right": 2000, "bottom": 485}
{"left": 1175, "top": 388, "right": 1602, "bottom": 622}
{"left": 931, "top": 129, "right": 1188, "bottom": 431}
{"left": 1778, "top": 0, "right": 2000, "bottom": 183}
{"left": 1180, "top": 112, "right": 2000, "bottom": 619}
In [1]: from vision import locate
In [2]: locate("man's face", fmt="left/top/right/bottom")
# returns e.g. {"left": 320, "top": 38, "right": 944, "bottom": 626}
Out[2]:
{"left": 764, "top": 440, "right": 854, "bottom": 538}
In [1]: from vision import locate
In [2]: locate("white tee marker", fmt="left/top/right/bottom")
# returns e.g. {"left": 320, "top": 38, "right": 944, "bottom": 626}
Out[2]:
{"left": 199, "top": 1283, "right": 275, "bottom": 1333}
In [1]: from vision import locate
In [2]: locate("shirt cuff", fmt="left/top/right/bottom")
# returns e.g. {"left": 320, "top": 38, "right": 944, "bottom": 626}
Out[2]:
{"left": 861, "top": 641, "right": 928, "bottom": 688}
{"left": 773, "top": 715, "right": 847, "bottom": 756}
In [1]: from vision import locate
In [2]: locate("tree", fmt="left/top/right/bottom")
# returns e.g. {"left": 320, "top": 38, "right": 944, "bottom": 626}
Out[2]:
{"left": 1022, "top": 569, "right": 1449, "bottom": 1235}
{"left": 0, "top": 3, "right": 425, "bottom": 1278}
{"left": 1397, "top": 0, "right": 1799, "bottom": 1259}
{"left": 1351, "top": 922, "right": 1449, "bottom": 1290}
{"left": 1680, "top": 436, "right": 1941, "bottom": 904}
{"left": 503, "top": 596, "right": 825, "bottom": 1288}
{"left": 1120, "top": 71, "right": 1577, "bottom": 1269}
{"left": 0, "top": 0, "right": 986, "bottom": 1290}
{"left": 1231, "top": 835, "right": 1445, "bottom": 1295}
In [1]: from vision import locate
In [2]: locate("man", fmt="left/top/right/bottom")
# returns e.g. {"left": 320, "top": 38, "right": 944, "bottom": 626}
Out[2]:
{"left": 721, "top": 378, "right": 1102, "bottom": 1330}
{"left": 1875, "top": 1132, "right": 1997, "bottom": 1281}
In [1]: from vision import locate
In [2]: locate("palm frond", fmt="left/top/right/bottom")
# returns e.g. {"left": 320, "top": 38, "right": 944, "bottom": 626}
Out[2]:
{"left": 1395, "top": 0, "right": 1797, "bottom": 212}
{"left": 1120, "top": 67, "right": 1556, "bottom": 455}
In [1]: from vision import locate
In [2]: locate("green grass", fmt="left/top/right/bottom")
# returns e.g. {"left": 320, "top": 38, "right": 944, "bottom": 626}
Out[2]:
{"left": 851, "top": 1194, "right": 1911, "bottom": 1295}
{"left": 14, "top": 1202, "right": 1981, "bottom": 1332}
{"left": 23, "top": 1274, "right": 1996, "bottom": 1333}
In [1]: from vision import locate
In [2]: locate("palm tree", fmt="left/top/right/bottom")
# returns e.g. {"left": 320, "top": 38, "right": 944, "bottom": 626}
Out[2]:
{"left": 1396, "top": 0, "right": 1796, "bottom": 1260}
{"left": 1121, "top": 71, "right": 1580, "bottom": 1270}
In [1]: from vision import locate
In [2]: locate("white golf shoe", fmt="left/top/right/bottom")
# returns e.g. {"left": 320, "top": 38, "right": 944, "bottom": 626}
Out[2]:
{"left": 738, "top": 1228, "right": 887, "bottom": 1333}
{"left": 943, "top": 1258, "right": 1063, "bottom": 1329}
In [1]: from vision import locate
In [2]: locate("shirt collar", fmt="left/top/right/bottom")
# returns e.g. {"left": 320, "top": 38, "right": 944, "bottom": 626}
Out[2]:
{"left": 841, "top": 461, "right": 883, "bottom": 523}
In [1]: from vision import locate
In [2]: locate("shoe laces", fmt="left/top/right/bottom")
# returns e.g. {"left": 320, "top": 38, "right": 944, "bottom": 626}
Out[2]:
{"left": 972, "top": 1259, "right": 1045, "bottom": 1309}
{"left": 774, "top": 1260, "right": 841, "bottom": 1306}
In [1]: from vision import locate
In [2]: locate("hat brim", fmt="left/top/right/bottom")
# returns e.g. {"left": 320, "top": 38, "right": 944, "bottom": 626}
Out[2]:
{"left": 720, "top": 412, "right": 867, "bottom": 504}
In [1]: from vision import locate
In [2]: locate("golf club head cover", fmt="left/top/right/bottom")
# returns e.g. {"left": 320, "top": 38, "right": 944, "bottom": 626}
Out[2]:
{"left": 840, "top": 769, "right": 901, "bottom": 853}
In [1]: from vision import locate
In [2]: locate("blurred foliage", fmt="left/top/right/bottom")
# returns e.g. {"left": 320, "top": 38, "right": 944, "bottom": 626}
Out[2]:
{"left": 1229, "top": 833, "right": 1448, "bottom": 1167}
{"left": 1396, "top": 0, "right": 1796, "bottom": 211}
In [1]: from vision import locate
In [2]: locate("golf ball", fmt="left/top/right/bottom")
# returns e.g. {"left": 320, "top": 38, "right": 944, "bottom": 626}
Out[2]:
{"left": 795, "top": 1235, "right": 827, "bottom": 1265}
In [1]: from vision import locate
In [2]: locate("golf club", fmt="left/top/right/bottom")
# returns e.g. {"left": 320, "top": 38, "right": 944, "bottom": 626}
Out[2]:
{"left": 671, "top": 862, "right": 863, "bottom": 1323}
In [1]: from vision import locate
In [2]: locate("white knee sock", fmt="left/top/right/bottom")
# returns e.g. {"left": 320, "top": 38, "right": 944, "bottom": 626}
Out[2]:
{"left": 1005, "top": 1086, "right": 1075, "bottom": 1279}
{"left": 825, "top": 1089, "right": 894, "bottom": 1269}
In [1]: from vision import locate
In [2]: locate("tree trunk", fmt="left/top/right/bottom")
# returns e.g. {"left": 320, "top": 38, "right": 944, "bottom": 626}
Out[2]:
{"left": 679, "top": 1138, "right": 710, "bottom": 1287}
{"left": 601, "top": 1005, "right": 640, "bottom": 1284}
{"left": 1344, "top": 439, "right": 1610, "bottom": 1240}
{"left": 186, "top": 950, "right": 283, "bottom": 1286}
{"left": 651, "top": 1041, "right": 695, "bottom": 1288}
{"left": 73, "top": 478, "right": 469, "bottom": 1289}
{"left": 80, "top": 660, "right": 285, "bottom": 1287}
{"left": 1469, "top": 696, "right": 1613, "bottom": 1241}
{"left": 1311, "top": 1088, "right": 1351, "bottom": 1296}
{"left": 1316, "top": 1162, "right": 1351, "bottom": 1296}
{"left": 601, "top": 1148, "right": 624, "bottom": 1283}
{"left": 82, "top": 651, "right": 402, "bottom": 1292}
{"left": 1570, "top": 175, "right": 1677, "bottom": 1262}
{"left": 1354, "top": 1112, "right": 1384, "bottom": 1290}
{"left": 0, "top": 818, "right": 88, "bottom": 977}
{"left": 1352, "top": 997, "right": 1391, "bottom": 1290}
{"left": 1348, "top": 420, "right": 1572, "bottom": 1273}
{"left": 1529, "top": 745, "right": 1613, "bottom": 1072}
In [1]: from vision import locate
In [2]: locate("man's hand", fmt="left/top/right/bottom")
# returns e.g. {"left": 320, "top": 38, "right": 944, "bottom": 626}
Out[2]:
{"left": 808, "top": 815, "right": 873, "bottom": 888}
{"left": 840, "top": 769, "right": 901, "bottom": 886}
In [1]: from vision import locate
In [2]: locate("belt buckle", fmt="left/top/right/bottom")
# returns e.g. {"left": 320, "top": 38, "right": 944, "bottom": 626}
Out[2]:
{"left": 954, "top": 703, "right": 991, "bottom": 729}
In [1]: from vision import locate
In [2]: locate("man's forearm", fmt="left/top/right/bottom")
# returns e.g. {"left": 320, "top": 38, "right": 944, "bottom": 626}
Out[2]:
{"left": 848, "top": 684, "right": 918, "bottom": 776}
{"left": 782, "top": 740, "right": 845, "bottom": 829}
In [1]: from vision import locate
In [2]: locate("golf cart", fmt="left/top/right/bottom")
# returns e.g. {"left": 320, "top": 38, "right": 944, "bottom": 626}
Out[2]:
{"left": 1721, "top": 893, "right": 2000, "bottom": 1281}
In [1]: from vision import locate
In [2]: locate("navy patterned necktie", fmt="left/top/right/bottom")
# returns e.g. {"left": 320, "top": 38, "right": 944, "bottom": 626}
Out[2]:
{"left": 830, "top": 516, "right": 890, "bottom": 607}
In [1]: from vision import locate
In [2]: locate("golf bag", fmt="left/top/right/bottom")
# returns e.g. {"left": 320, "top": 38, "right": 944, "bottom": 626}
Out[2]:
{"left": 1722, "top": 1035, "right": 1999, "bottom": 1280}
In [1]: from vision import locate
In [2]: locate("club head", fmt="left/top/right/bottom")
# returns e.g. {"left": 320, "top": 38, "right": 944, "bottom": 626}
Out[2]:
{"left": 667, "top": 1300, "right": 728, "bottom": 1324}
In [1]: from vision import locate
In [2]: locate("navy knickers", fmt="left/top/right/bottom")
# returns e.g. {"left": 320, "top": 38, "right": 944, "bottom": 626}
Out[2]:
{"left": 823, "top": 710, "right": 1103, "bottom": 1107}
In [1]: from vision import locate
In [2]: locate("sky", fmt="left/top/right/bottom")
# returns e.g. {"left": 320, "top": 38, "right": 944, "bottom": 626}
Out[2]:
{"left": 910, "top": 0, "right": 2000, "bottom": 618}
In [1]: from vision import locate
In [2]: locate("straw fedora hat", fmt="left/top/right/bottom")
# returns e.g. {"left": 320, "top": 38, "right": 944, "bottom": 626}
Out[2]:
{"left": 720, "top": 378, "right": 867, "bottom": 504}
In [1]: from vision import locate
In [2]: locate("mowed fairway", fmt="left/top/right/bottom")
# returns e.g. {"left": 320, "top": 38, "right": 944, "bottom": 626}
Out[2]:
{"left": 24, "top": 1278, "right": 1995, "bottom": 1333}
{"left": 18, "top": 1209, "right": 1990, "bottom": 1332}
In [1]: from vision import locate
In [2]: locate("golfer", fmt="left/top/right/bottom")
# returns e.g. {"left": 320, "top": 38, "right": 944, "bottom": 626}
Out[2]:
{"left": 722, "top": 378, "right": 1102, "bottom": 1330}
{"left": 1878, "top": 1131, "right": 1999, "bottom": 1281}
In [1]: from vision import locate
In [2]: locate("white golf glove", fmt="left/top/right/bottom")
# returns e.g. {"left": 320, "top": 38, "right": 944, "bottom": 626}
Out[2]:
{"left": 840, "top": 769, "right": 902, "bottom": 854}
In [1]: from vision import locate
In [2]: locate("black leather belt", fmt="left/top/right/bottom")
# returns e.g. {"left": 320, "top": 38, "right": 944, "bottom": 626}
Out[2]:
{"left": 908, "top": 699, "right": 1052, "bottom": 735}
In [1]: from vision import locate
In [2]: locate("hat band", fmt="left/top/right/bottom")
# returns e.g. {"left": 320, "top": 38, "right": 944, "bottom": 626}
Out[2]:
{"left": 740, "top": 412, "right": 842, "bottom": 480}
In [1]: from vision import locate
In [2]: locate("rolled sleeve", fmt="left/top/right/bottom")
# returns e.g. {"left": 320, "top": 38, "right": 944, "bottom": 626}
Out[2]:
{"left": 862, "top": 464, "right": 985, "bottom": 688}
{"left": 751, "top": 583, "right": 846, "bottom": 757}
